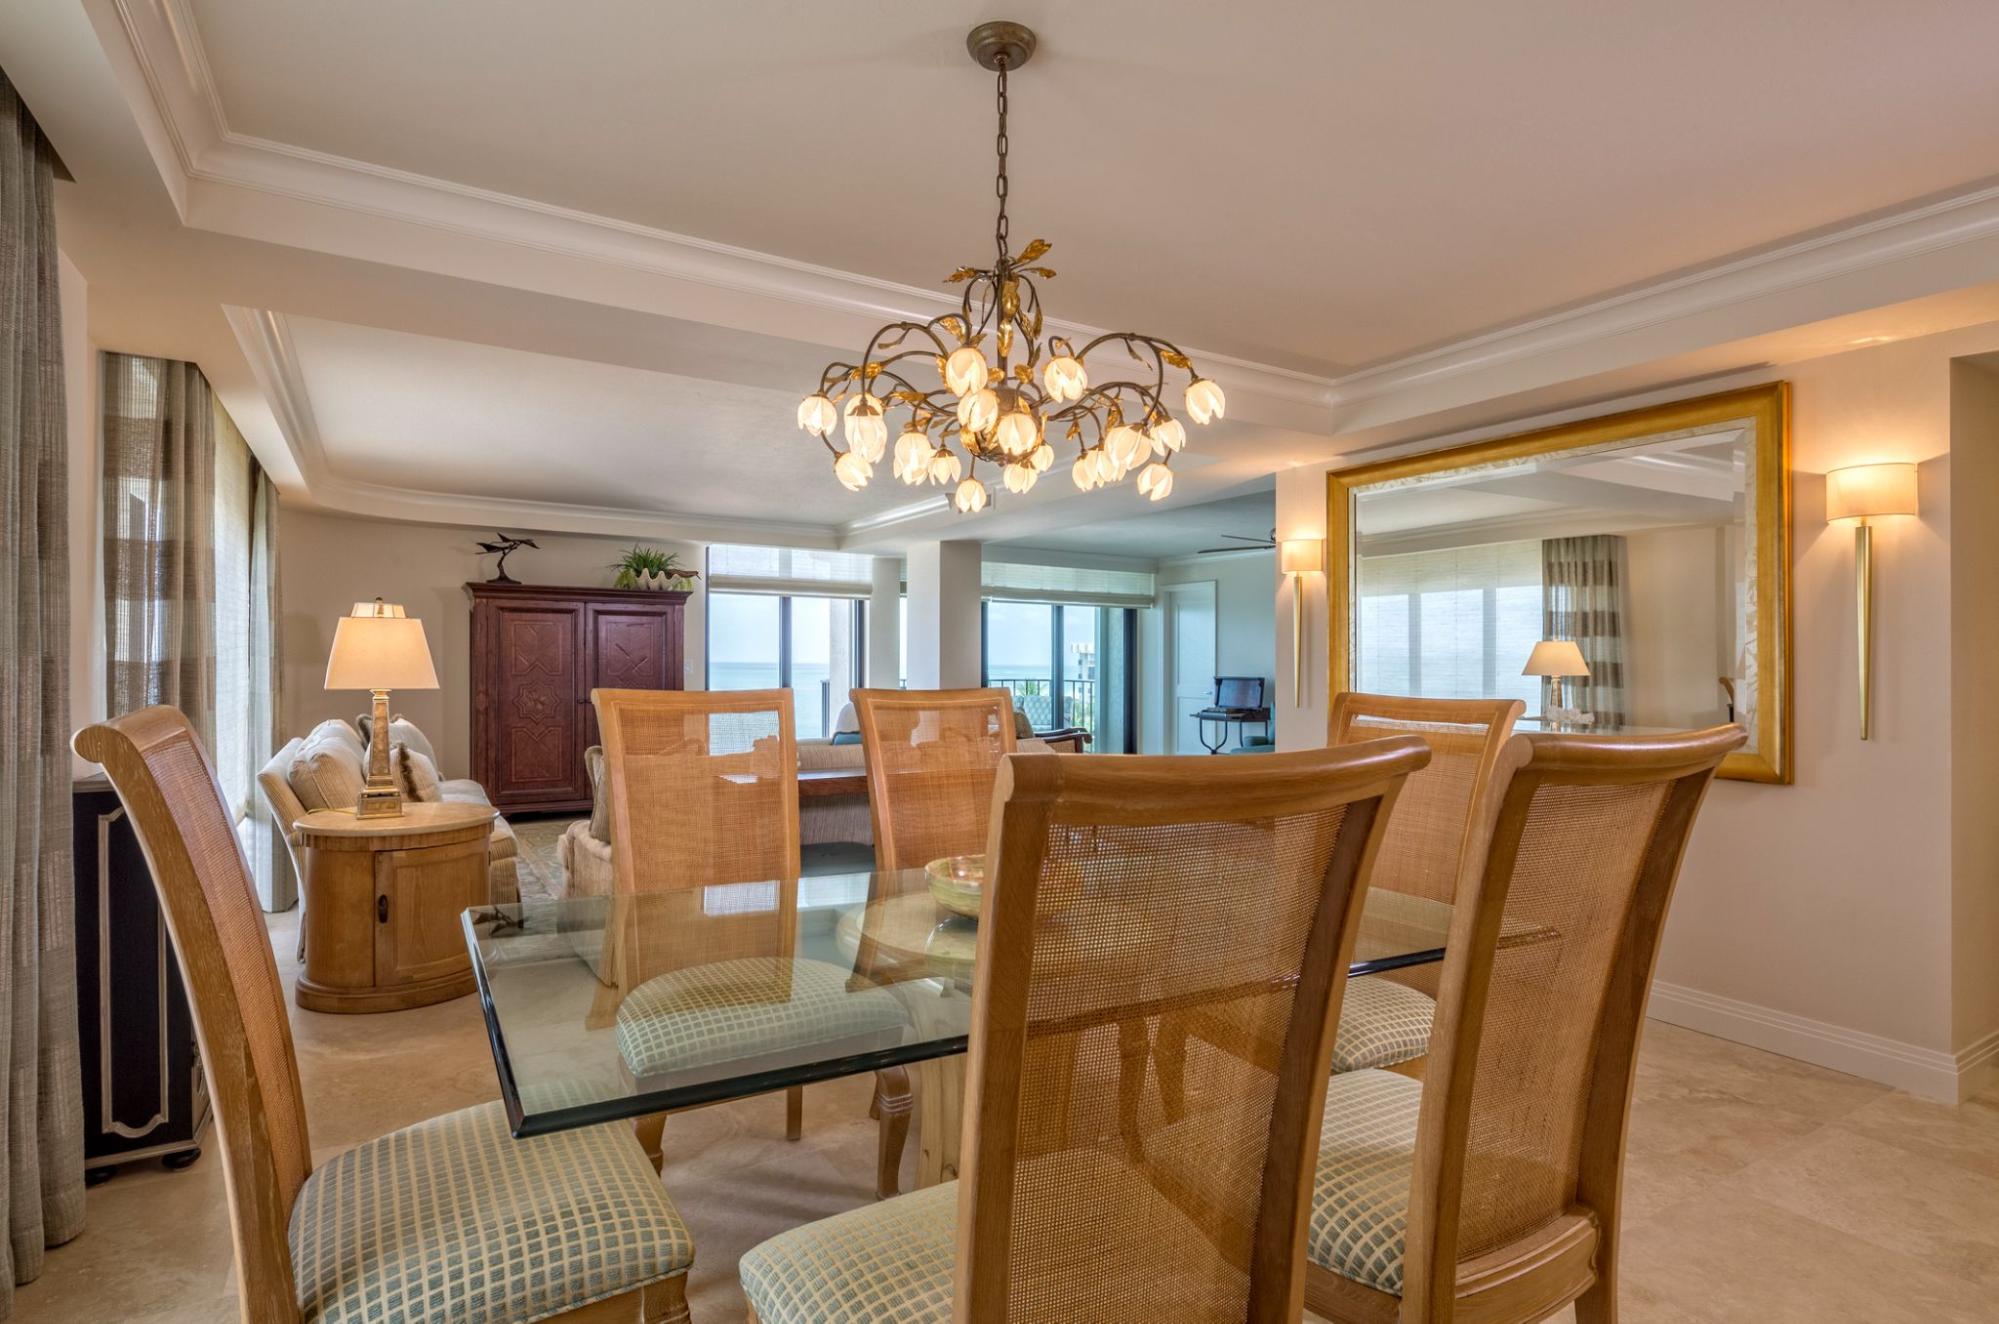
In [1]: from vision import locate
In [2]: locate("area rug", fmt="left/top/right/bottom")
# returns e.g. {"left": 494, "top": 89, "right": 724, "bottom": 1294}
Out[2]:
{"left": 508, "top": 816, "right": 582, "bottom": 902}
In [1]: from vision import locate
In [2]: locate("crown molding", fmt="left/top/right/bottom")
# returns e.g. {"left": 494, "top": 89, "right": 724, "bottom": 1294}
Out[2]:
{"left": 221, "top": 304, "right": 847, "bottom": 547}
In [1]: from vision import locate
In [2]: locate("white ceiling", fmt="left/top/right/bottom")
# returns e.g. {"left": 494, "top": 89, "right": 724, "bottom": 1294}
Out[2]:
{"left": 15, "top": 0, "right": 1999, "bottom": 552}
{"left": 186, "top": 0, "right": 1999, "bottom": 374}
{"left": 995, "top": 489, "right": 1276, "bottom": 562}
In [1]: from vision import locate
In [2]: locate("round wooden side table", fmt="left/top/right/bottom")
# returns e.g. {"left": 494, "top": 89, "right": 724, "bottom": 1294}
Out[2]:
{"left": 293, "top": 802, "right": 494, "bottom": 1014}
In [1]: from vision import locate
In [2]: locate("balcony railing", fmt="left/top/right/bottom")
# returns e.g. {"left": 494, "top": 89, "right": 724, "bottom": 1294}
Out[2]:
{"left": 988, "top": 674, "right": 1097, "bottom": 734}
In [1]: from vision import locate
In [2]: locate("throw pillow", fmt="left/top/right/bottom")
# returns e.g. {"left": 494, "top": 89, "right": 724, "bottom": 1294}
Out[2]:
{"left": 308, "top": 718, "right": 366, "bottom": 763}
{"left": 397, "top": 744, "right": 443, "bottom": 803}
{"left": 585, "top": 746, "right": 611, "bottom": 843}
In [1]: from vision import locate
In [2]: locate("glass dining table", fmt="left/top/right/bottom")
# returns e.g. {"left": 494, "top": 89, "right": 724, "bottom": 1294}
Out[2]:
{"left": 464, "top": 866, "right": 1460, "bottom": 1181}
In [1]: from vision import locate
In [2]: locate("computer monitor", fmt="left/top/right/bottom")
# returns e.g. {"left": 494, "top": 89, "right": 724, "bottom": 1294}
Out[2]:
{"left": 1214, "top": 676, "right": 1265, "bottom": 710}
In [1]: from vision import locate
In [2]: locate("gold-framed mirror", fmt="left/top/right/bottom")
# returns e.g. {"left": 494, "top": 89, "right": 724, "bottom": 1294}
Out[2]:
{"left": 1328, "top": 382, "right": 1790, "bottom": 783}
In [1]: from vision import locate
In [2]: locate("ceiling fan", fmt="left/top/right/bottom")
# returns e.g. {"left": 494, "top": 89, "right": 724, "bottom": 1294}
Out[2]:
{"left": 1198, "top": 527, "right": 1277, "bottom": 555}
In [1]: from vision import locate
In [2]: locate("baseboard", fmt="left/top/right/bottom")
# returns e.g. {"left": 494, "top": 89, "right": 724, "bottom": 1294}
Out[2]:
{"left": 1646, "top": 980, "right": 1995, "bottom": 1104}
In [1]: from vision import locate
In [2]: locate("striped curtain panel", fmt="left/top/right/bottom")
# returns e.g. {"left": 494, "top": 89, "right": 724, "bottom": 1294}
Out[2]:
{"left": 101, "top": 353, "right": 216, "bottom": 749}
{"left": 0, "top": 69, "right": 87, "bottom": 1313}
{"left": 248, "top": 467, "right": 291, "bottom": 909}
{"left": 1541, "top": 534, "right": 1629, "bottom": 728}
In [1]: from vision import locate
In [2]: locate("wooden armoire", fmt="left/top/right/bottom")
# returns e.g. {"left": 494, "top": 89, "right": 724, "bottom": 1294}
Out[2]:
{"left": 467, "top": 582, "right": 689, "bottom": 813}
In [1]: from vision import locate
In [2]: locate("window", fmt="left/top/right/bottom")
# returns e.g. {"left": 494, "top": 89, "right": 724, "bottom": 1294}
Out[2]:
{"left": 706, "top": 591, "right": 862, "bottom": 738}
{"left": 980, "top": 599, "right": 1136, "bottom": 750}
{"left": 1357, "top": 540, "right": 1542, "bottom": 710}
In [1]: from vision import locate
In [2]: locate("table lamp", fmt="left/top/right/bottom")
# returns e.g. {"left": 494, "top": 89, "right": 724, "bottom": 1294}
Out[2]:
{"left": 1827, "top": 462, "right": 1919, "bottom": 739}
{"left": 324, "top": 599, "right": 439, "bottom": 818}
{"left": 1522, "top": 639, "right": 1590, "bottom": 730}
{"left": 1278, "top": 537, "right": 1325, "bottom": 706}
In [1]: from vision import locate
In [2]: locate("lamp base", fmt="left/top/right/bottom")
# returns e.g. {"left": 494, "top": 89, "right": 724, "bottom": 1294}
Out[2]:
{"left": 355, "top": 783, "right": 405, "bottom": 819}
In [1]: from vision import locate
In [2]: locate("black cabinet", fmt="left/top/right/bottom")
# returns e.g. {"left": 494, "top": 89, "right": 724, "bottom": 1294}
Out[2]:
{"left": 73, "top": 778, "right": 208, "bottom": 1177}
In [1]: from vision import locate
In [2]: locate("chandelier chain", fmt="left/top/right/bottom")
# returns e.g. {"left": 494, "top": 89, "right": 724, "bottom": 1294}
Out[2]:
{"left": 994, "top": 57, "right": 1009, "bottom": 264}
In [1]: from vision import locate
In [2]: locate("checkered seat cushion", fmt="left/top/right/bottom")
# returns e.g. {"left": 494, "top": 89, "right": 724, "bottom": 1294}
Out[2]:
{"left": 288, "top": 1099, "right": 693, "bottom": 1324}
{"left": 1309, "top": 1067, "right": 1421, "bottom": 1295}
{"left": 616, "top": 956, "right": 908, "bottom": 1080}
{"left": 1332, "top": 976, "right": 1436, "bottom": 1073}
{"left": 741, "top": 1150, "right": 1249, "bottom": 1323}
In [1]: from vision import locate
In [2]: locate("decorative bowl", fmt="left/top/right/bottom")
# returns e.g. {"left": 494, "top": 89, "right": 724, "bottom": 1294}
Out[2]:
{"left": 925, "top": 854, "right": 985, "bottom": 919}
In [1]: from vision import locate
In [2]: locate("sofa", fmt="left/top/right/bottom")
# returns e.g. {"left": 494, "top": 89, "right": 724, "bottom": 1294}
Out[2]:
{"left": 257, "top": 716, "right": 521, "bottom": 905}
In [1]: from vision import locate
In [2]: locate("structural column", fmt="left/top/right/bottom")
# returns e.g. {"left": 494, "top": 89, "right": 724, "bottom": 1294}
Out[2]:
{"left": 904, "top": 541, "right": 983, "bottom": 689}
{"left": 867, "top": 555, "right": 903, "bottom": 687}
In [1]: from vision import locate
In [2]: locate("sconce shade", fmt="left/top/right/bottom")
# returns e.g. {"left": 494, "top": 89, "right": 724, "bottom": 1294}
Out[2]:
{"left": 324, "top": 604, "right": 440, "bottom": 691}
{"left": 1827, "top": 463, "right": 1918, "bottom": 522}
{"left": 1522, "top": 639, "right": 1590, "bottom": 678}
{"left": 1279, "top": 537, "right": 1325, "bottom": 575}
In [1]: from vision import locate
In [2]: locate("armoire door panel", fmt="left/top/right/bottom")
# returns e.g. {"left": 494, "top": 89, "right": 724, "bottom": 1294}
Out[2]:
{"left": 490, "top": 602, "right": 588, "bottom": 805}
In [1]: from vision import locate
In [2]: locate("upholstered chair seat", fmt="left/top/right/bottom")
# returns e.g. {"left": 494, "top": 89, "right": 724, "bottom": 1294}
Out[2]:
{"left": 616, "top": 956, "right": 907, "bottom": 1080}
{"left": 1307, "top": 1068, "right": 1422, "bottom": 1297}
{"left": 289, "top": 1099, "right": 694, "bottom": 1324}
{"left": 1330, "top": 978, "right": 1437, "bottom": 1075}
{"left": 742, "top": 1150, "right": 1250, "bottom": 1324}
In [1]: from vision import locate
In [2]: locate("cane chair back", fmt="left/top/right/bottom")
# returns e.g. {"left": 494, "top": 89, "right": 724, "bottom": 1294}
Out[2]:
{"left": 75, "top": 708, "right": 310, "bottom": 1323}
{"left": 592, "top": 688, "right": 799, "bottom": 892}
{"left": 852, "top": 687, "right": 1017, "bottom": 871}
{"left": 957, "top": 739, "right": 1431, "bottom": 1322}
{"left": 1393, "top": 725, "right": 1746, "bottom": 1321}
{"left": 1328, "top": 694, "right": 1523, "bottom": 907}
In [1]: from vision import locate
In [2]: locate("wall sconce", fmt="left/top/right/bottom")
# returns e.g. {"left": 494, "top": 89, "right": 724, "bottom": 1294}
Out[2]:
{"left": 1826, "top": 462, "right": 1919, "bottom": 739}
{"left": 1279, "top": 538, "right": 1325, "bottom": 706}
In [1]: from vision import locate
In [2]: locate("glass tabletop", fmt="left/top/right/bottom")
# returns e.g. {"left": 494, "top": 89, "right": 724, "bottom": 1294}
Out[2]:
{"left": 464, "top": 869, "right": 1459, "bottom": 1138}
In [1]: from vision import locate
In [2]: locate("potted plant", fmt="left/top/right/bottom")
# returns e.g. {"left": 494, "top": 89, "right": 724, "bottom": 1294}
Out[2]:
{"left": 611, "top": 545, "right": 698, "bottom": 591}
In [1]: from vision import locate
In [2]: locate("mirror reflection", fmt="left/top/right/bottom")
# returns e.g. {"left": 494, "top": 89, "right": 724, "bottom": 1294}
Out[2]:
{"left": 1337, "top": 385, "right": 1788, "bottom": 780}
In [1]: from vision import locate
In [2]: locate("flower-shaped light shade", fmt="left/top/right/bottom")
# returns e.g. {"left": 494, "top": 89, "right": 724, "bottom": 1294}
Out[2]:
{"left": 996, "top": 406, "right": 1039, "bottom": 457}
{"left": 1042, "top": 355, "right": 1087, "bottom": 402}
{"left": 953, "top": 477, "right": 990, "bottom": 513}
{"left": 833, "top": 450, "right": 873, "bottom": 491}
{"left": 1185, "top": 378, "right": 1226, "bottom": 425}
{"left": 844, "top": 395, "right": 889, "bottom": 462}
{"left": 797, "top": 394, "right": 837, "bottom": 438}
{"left": 945, "top": 345, "right": 988, "bottom": 397}
{"left": 1137, "top": 462, "right": 1175, "bottom": 502}
{"left": 957, "top": 388, "right": 999, "bottom": 433}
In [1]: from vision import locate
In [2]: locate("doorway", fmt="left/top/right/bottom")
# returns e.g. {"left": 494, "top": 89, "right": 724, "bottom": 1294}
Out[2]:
{"left": 1163, "top": 581, "right": 1217, "bottom": 754}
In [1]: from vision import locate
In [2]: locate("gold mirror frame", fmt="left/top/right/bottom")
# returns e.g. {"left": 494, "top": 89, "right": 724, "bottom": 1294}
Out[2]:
{"left": 1328, "top": 382, "right": 1791, "bottom": 784}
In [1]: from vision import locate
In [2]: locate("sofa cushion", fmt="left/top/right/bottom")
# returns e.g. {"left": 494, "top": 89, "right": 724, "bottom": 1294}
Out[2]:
{"left": 289, "top": 734, "right": 366, "bottom": 812}
{"left": 308, "top": 719, "right": 366, "bottom": 764}
{"left": 288, "top": 1098, "right": 692, "bottom": 1324}
{"left": 438, "top": 779, "right": 492, "bottom": 806}
{"left": 356, "top": 714, "right": 436, "bottom": 764}
{"left": 616, "top": 957, "right": 906, "bottom": 1080}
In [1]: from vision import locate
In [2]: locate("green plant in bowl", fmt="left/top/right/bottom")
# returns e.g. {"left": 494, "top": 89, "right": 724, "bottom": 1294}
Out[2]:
{"left": 611, "top": 545, "right": 695, "bottom": 590}
{"left": 925, "top": 853, "right": 985, "bottom": 919}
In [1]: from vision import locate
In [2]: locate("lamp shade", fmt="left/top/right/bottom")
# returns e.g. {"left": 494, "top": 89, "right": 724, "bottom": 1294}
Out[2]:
{"left": 324, "top": 605, "right": 440, "bottom": 691}
{"left": 1522, "top": 639, "right": 1590, "bottom": 678}
{"left": 1827, "top": 462, "right": 1918, "bottom": 522}
{"left": 1279, "top": 537, "right": 1325, "bottom": 575}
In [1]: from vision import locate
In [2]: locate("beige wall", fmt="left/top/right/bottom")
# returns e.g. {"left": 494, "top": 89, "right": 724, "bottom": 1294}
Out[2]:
{"left": 278, "top": 507, "right": 706, "bottom": 778}
{"left": 1623, "top": 526, "right": 1733, "bottom": 729}
{"left": 1278, "top": 320, "right": 1999, "bottom": 1099}
{"left": 1949, "top": 357, "right": 1999, "bottom": 1072}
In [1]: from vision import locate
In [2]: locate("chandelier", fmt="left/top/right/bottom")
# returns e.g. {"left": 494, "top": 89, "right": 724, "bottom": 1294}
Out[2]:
{"left": 796, "top": 21, "right": 1224, "bottom": 515}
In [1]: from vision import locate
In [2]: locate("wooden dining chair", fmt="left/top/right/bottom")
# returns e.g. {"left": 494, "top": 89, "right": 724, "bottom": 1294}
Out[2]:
{"left": 1306, "top": 725, "right": 1745, "bottom": 1324}
{"left": 74, "top": 706, "right": 694, "bottom": 1324}
{"left": 592, "top": 688, "right": 908, "bottom": 1192}
{"left": 739, "top": 736, "right": 1433, "bottom": 1324}
{"left": 851, "top": 686, "right": 1019, "bottom": 872}
{"left": 1325, "top": 693, "right": 1524, "bottom": 1076}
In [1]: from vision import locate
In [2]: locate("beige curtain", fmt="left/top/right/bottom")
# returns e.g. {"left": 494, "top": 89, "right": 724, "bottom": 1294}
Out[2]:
{"left": 1542, "top": 534, "right": 1629, "bottom": 728}
{"left": 102, "top": 353, "right": 216, "bottom": 748}
{"left": 0, "top": 69, "right": 87, "bottom": 1313}
{"left": 248, "top": 465, "right": 290, "bottom": 909}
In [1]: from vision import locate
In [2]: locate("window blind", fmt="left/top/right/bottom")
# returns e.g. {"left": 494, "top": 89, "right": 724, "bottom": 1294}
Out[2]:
{"left": 1356, "top": 540, "right": 1543, "bottom": 707}
{"left": 705, "top": 544, "right": 877, "bottom": 599}
{"left": 980, "top": 560, "right": 1156, "bottom": 608}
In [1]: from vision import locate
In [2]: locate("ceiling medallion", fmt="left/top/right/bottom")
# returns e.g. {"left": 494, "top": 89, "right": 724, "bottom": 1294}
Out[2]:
{"left": 797, "top": 20, "right": 1224, "bottom": 515}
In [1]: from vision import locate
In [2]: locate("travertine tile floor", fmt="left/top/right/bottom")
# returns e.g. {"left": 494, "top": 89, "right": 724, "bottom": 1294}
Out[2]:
{"left": 18, "top": 905, "right": 1999, "bottom": 1322}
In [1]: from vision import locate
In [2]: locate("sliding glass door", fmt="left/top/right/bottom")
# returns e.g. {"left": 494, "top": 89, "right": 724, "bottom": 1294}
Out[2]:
{"left": 981, "top": 600, "right": 1136, "bottom": 751}
{"left": 707, "top": 591, "right": 861, "bottom": 738}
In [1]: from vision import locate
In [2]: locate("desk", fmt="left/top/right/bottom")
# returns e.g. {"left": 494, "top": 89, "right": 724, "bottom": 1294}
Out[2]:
{"left": 1193, "top": 706, "right": 1272, "bottom": 753}
{"left": 295, "top": 803, "right": 493, "bottom": 1013}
